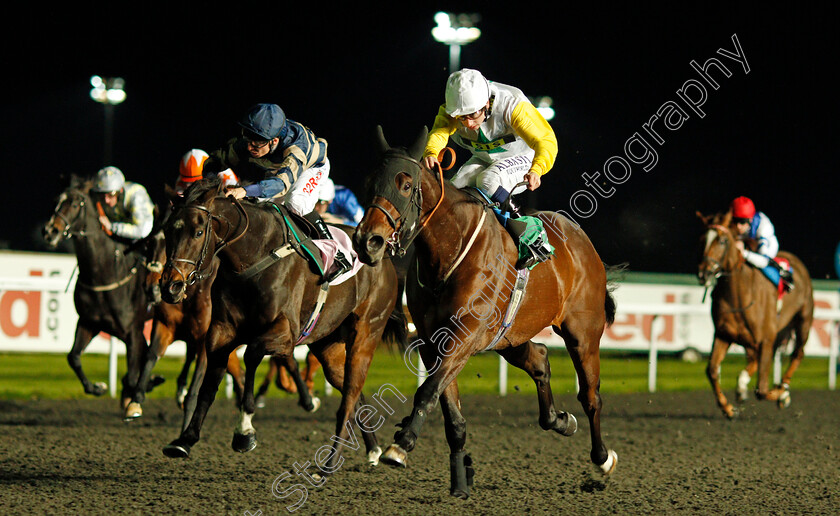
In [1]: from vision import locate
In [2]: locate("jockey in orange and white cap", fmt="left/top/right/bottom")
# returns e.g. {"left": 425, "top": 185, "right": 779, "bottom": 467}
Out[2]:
{"left": 176, "top": 149, "right": 239, "bottom": 196}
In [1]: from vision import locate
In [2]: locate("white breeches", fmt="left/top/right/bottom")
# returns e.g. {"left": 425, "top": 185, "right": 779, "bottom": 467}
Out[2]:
{"left": 282, "top": 158, "right": 331, "bottom": 216}
{"left": 450, "top": 151, "right": 535, "bottom": 198}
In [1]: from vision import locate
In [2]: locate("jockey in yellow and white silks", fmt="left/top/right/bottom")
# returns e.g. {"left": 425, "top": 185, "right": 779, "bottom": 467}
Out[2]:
{"left": 422, "top": 69, "right": 558, "bottom": 269}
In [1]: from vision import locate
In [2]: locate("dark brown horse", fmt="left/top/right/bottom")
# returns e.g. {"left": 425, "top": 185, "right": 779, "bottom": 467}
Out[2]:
{"left": 697, "top": 211, "right": 814, "bottom": 418}
{"left": 159, "top": 176, "right": 407, "bottom": 467}
{"left": 42, "top": 176, "right": 154, "bottom": 411}
{"left": 352, "top": 127, "right": 618, "bottom": 498}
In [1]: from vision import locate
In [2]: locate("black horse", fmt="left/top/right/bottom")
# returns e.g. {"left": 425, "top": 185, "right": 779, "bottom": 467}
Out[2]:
{"left": 42, "top": 175, "right": 156, "bottom": 412}
{"left": 159, "top": 176, "right": 407, "bottom": 467}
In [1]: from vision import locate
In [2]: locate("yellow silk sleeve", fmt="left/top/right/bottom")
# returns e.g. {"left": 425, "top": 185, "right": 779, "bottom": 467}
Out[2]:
{"left": 424, "top": 104, "right": 458, "bottom": 159}
{"left": 511, "top": 101, "right": 558, "bottom": 176}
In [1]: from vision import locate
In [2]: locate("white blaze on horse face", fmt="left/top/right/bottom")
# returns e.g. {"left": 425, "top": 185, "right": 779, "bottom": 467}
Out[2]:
{"left": 704, "top": 228, "right": 718, "bottom": 253}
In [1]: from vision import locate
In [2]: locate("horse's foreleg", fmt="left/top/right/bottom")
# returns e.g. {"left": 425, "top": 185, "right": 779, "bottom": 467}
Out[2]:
{"left": 707, "top": 336, "right": 737, "bottom": 418}
{"left": 321, "top": 334, "right": 379, "bottom": 472}
{"left": 232, "top": 343, "right": 264, "bottom": 454}
{"left": 255, "top": 357, "right": 279, "bottom": 408}
{"left": 129, "top": 319, "right": 175, "bottom": 418}
{"left": 120, "top": 326, "right": 149, "bottom": 412}
{"left": 439, "top": 381, "right": 474, "bottom": 499}
{"left": 163, "top": 342, "right": 231, "bottom": 459}
{"left": 498, "top": 340, "right": 577, "bottom": 436}
{"left": 382, "top": 346, "right": 469, "bottom": 468}
{"left": 181, "top": 337, "right": 208, "bottom": 433}
{"left": 226, "top": 347, "right": 245, "bottom": 408}
{"left": 67, "top": 322, "right": 107, "bottom": 396}
{"left": 303, "top": 351, "right": 321, "bottom": 394}
{"left": 736, "top": 347, "right": 758, "bottom": 403}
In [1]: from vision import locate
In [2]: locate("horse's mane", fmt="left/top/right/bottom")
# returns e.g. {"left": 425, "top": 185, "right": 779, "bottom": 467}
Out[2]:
{"left": 183, "top": 175, "right": 225, "bottom": 205}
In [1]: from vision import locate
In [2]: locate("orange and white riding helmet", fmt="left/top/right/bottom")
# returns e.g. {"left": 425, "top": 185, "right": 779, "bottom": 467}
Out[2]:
{"left": 179, "top": 149, "right": 209, "bottom": 184}
{"left": 730, "top": 196, "right": 756, "bottom": 220}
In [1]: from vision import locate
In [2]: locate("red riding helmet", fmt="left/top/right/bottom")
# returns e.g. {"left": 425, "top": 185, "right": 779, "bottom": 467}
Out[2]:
{"left": 730, "top": 196, "right": 756, "bottom": 220}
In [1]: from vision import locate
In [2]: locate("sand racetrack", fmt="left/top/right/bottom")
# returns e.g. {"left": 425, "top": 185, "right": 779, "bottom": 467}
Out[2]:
{"left": 2, "top": 389, "right": 838, "bottom": 515}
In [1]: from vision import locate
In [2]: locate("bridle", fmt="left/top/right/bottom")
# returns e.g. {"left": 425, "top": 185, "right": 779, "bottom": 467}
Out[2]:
{"left": 164, "top": 195, "right": 249, "bottom": 286}
{"left": 367, "top": 151, "right": 447, "bottom": 258}
{"left": 48, "top": 190, "right": 90, "bottom": 240}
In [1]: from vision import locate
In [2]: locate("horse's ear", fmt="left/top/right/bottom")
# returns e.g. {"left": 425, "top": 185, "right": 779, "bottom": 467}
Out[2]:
{"left": 408, "top": 126, "right": 428, "bottom": 161}
{"left": 376, "top": 125, "right": 390, "bottom": 154}
{"left": 696, "top": 211, "right": 711, "bottom": 225}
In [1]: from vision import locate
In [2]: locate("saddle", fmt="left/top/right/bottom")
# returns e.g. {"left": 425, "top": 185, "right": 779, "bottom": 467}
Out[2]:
{"left": 236, "top": 202, "right": 327, "bottom": 280}
{"left": 461, "top": 186, "right": 554, "bottom": 270}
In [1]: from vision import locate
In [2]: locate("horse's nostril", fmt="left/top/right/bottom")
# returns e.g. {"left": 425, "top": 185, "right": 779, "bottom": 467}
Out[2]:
{"left": 366, "top": 235, "right": 385, "bottom": 253}
{"left": 167, "top": 282, "right": 185, "bottom": 296}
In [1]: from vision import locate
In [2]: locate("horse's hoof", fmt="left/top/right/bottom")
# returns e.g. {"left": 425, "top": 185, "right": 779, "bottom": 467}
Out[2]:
{"left": 367, "top": 446, "right": 382, "bottom": 466}
{"left": 148, "top": 375, "right": 166, "bottom": 392}
{"left": 123, "top": 402, "right": 143, "bottom": 421}
{"left": 121, "top": 397, "right": 132, "bottom": 411}
{"left": 380, "top": 444, "right": 408, "bottom": 468}
{"left": 735, "top": 390, "right": 748, "bottom": 403}
{"left": 232, "top": 432, "right": 258, "bottom": 453}
{"left": 598, "top": 449, "right": 618, "bottom": 476}
{"left": 450, "top": 488, "right": 470, "bottom": 499}
{"left": 559, "top": 412, "right": 577, "bottom": 437}
{"left": 778, "top": 389, "right": 791, "bottom": 409}
{"left": 255, "top": 395, "right": 266, "bottom": 409}
{"left": 306, "top": 397, "right": 321, "bottom": 413}
{"left": 90, "top": 382, "right": 108, "bottom": 397}
{"left": 163, "top": 442, "right": 191, "bottom": 459}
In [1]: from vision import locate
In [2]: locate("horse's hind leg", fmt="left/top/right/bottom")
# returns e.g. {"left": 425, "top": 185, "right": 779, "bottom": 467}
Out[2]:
{"left": 276, "top": 352, "right": 320, "bottom": 413}
{"left": 559, "top": 323, "right": 617, "bottom": 476}
{"left": 67, "top": 322, "right": 107, "bottom": 396}
{"left": 303, "top": 350, "right": 321, "bottom": 394}
{"left": 707, "top": 336, "right": 737, "bottom": 418}
{"left": 232, "top": 342, "right": 266, "bottom": 453}
{"left": 120, "top": 326, "right": 149, "bottom": 412}
{"left": 766, "top": 315, "right": 811, "bottom": 408}
{"left": 255, "top": 357, "right": 279, "bottom": 408}
{"left": 226, "top": 348, "right": 245, "bottom": 408}
{"left": 497, "top": 340, "right": 577, "bottom": 436}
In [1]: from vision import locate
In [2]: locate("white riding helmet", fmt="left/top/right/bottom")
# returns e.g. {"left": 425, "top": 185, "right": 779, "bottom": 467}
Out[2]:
{"left": 444, "top": 68, "right": 491, "bottom": 117}
{"left": 318, "top": 178, "right": 335, "bottom": 203}
{"left": 92, "top": 166, "right": 126, "bottom": 193}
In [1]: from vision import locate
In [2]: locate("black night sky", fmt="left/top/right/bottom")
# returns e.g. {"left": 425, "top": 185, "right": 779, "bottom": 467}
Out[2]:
{"left": 4, "top": 5, "right": 836, "bottom": 279}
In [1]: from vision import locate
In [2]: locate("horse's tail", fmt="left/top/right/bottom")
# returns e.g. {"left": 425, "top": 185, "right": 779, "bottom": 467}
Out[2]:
{"left": 603, "top": 262, "right": 627, "bottom": 327}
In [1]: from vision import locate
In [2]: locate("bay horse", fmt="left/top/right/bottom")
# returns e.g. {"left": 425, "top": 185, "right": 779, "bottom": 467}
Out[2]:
{"left": 159, "top": 176, "right": 407, "bottom": 467}
{"left": 697, "top": 211, "right": 814, "bottom": 418}
{"left": 42, "top": 175, "right": 155, "bottom": 411}
{"left": 352, "top": 126, "right": 618, "bottom": 498}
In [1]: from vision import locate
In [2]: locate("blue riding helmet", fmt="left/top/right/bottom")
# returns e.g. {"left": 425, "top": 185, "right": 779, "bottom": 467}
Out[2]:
{"left": 238, "top": 103, "right": 288, "bottom": 141}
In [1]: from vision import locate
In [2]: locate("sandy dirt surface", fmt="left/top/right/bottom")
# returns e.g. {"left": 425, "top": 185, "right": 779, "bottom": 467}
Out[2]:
{"left": 1, "top": 389, "right": 838, "bottom": 515}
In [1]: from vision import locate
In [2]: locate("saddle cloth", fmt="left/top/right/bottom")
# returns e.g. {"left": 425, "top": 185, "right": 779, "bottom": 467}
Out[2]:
{"left": 312, "top": 226, "right": 364, "bottom": 286}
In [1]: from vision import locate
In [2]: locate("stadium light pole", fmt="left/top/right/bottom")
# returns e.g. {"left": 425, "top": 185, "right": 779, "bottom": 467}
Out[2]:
{"left": 89, "top": 75, "right": 126, "bottom": 166}
{"left": 431, "top": 12, "right": 481, "bottom": 72}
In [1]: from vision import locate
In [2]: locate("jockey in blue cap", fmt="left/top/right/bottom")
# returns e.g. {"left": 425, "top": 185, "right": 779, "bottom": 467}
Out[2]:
{"left": 203, "top": 103, "right": 351, "bottom": 282}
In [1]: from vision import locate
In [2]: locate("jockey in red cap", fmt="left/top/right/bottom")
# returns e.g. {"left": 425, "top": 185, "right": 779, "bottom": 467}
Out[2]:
{"left": 730, "top": 196, "right": 793, "bottom": 288}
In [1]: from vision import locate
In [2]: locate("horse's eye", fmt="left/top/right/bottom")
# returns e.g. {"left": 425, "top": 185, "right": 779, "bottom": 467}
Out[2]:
{"left": 195, "top": 230, "right": 203, "bottom": 238}
{"left": 402, "top": 182, "right": 411, "bottom": 191}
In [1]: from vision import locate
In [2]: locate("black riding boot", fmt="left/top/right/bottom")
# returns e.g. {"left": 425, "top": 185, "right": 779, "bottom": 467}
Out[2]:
{"left": 304, "top": 211, "right": 352, "bottom": 282}
{"left": 505, "top": 218, "right": 553, "bottom": 270}
{"left": 768, "top": 259, "right": 795, "bottom": 290}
